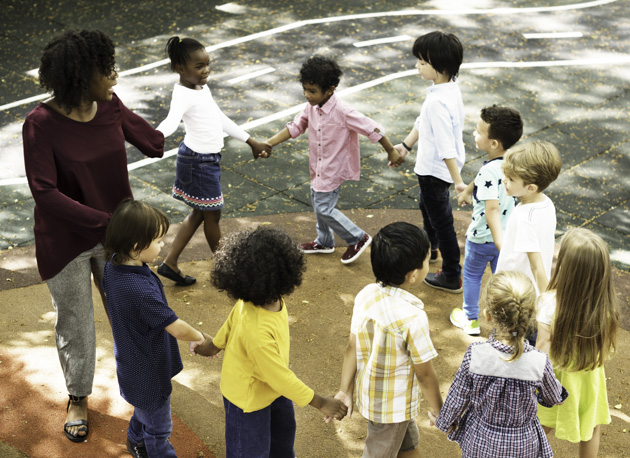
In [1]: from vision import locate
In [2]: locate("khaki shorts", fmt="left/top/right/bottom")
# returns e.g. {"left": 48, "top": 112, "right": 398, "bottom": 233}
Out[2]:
{"left": 362, "top": 418, "right": 419, "bottom": 458}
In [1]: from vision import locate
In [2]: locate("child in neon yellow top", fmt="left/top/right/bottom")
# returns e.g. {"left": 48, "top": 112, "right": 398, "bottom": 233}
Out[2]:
{"left": 193, "top": 226, "right": 346, "bottom": 456}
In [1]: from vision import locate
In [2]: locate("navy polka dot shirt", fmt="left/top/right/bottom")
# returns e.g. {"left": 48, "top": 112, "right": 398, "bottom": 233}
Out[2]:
{"left": 102, "top": 260, "right": 183, "bottom": 410}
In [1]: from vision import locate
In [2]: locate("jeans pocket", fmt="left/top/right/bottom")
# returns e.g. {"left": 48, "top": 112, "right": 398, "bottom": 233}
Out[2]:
{"left": 176, "top": 160, "right": 193, "bottom": 185}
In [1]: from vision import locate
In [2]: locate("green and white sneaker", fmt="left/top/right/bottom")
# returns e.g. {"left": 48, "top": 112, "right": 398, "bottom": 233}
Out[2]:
{"left": 450, "top": 308, "right": 480, "bottom": 335}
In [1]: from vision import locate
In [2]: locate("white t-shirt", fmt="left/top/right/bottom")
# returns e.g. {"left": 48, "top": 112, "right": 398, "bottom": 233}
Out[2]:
{"left": 496, "top": 195, "right": 556, "bottom": 294}
{"left": 157, "top": 83, "right": 249, "bottom": 153}
{"left": 536, "top": 291, "right": 556, "bottom": 326}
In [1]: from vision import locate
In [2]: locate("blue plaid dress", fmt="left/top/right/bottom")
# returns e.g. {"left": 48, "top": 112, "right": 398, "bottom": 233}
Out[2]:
{"left": 436, "top": 338, "right": 568, "bottom": 458}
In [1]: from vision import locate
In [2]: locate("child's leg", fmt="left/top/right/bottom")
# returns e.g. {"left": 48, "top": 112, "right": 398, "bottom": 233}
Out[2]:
{"left": 269, "top": 397, "right": 297, "bottom": 456}
{"left": 202, "top": 209, "right": 222, "bottom": 252}
{"left": 417, "top": 175, "right": 461, "bottom": 279}
{"left": 223, "top": 396, "right": 275, "bottom": 457}
{"left": 311, "top": 186, "right": 364, "bottom": 246}
{"left": 462, "top": 240, "right": 498, "bottom": 320}
{"left": 363, "top": 419, "right": 416, "bottom": 458}
{"left": 128, "top": 397, "right": 176, "bottom": 457}
{"left": 163, "top": 209, "right": 204, "bottom": 271}
{"left": 579, "top": 425, "right": 601, "bottom": 458}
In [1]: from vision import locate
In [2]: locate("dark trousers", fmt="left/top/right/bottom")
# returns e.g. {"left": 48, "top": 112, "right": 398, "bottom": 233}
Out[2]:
{"left": 127, "top": 396, "right": 176, "bottom": 457}
{"left": 417, "top": 174, "right": 461, "bottom": 279}
{"left": 224, "top": 396, "right": 296, "bottom": 458}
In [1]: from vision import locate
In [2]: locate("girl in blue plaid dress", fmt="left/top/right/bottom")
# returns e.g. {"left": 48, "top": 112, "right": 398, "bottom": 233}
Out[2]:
{"left": 435, "top": 271, "right": 567, "bottom": 457}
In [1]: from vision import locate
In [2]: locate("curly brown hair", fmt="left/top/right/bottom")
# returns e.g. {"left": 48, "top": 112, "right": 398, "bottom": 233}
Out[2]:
{"left": 211, "top": 226, "right": 305, "bottom": 306}
{"left": 39, "top": 30, "right": 116, "bottom": 113}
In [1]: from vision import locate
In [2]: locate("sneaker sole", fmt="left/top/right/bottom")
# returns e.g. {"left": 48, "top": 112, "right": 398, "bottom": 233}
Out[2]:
{"left": 340, "top": 236, "right": 372, "bottom": 264}
{"left": 449, "top": 315, "right": 481, "bottom": 335}
{"left": 301, "top": 248, "right": 335, "bottom": 254}
{"left": 423, "top": 279, "right": 463, "bottom": 294}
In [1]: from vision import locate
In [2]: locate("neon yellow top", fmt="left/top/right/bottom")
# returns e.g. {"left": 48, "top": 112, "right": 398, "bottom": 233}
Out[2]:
{"left": 213, "top": 299, "right": 315, "bottom": 412}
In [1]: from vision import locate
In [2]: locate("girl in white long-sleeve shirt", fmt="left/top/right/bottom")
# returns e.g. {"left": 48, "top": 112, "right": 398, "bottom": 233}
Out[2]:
{"left": 156, "top": 36, "right": 270, "bottom": 286}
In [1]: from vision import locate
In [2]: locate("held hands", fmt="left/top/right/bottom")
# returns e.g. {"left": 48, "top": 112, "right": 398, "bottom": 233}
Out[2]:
{"left": 453, "top": 181, "right": 467, "bottom": 195}
{"left": 190, "top": 332, "right": 221, "bottom": 360}
{"left": 318, "top": 395, "right": 348, "bottom": 422}
{"left": 390, "top": 143, "right": 409, "bottom": 167}
{"left": 324, "top": 390, "right": 353, "bottom": 423}
{"left": 387, "top": 148, "right": 405, "bottom": 168}
{"left": 457, "top": 187, "right": 472, "bottom": 207}
{"left": 427, "top": 410, "right": 438, "bottom": 426}
{"left": 248, "top": 138, "right": 272, "bottom": 159}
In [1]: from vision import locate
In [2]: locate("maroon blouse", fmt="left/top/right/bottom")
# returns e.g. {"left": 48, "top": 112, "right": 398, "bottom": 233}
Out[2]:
{"left": 23, "top": 94, "right": 164, "bottom": 280}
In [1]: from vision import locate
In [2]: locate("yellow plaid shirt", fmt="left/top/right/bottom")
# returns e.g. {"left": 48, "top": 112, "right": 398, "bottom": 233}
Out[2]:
{"left": 351, "top": 283, "right": 438, "bottom": 423}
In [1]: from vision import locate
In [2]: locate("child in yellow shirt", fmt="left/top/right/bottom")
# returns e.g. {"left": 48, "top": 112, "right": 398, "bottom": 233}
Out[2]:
{"left": 194, "top": 226, "right": 346, "bottom": 456}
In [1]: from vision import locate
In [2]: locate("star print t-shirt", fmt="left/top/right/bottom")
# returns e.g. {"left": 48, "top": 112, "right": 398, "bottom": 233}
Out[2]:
{"left": 466, "top": 157, "right": 516, "bottom": 244}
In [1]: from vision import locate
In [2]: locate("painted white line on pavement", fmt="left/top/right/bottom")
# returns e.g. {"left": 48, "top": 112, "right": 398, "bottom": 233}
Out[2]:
{"left": 227, "top": 67, "right": 276, "bottom": 84}
{"left": 353, "top": 35, "right": 412, "bottom": 48}
{"left": 3, "top": 53, "right": 630, "bottom": 187}
{"left": 4, "top": 0, "right": 618, "bottom": 111}
{"left": 523, "top": 32, "right": 584, "bottom": 39}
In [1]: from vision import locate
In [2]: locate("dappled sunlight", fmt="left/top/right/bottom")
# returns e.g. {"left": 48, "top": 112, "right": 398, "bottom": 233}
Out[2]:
{"left": 0, "top": 254, "right": 38, "bottom": 272}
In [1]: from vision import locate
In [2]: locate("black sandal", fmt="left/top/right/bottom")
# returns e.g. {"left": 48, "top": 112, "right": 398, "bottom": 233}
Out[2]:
{"left": 157, "top": 263, "right": 196, "bottom": 286}
{"left": 64, "top": 395, "right": 89, "bottom": 443}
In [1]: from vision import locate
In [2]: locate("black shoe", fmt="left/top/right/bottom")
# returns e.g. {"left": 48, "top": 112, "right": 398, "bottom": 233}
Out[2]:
{"left": 429, "top": 249, "right": 439, "bottom": 264}
{"left": 424, "top": 270, "right": 462, "bottom": 293}
{"left": 157, "top": 263, "right": 196, "bottom": 286}
{"left": 127, "top": 438, "right": 148, "bottom": 458}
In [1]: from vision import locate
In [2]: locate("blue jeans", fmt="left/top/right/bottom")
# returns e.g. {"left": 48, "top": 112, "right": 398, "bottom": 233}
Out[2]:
{"left": 417, "top": 175, "right": 461, "bottom": 279}
{"left": 128, "top": 396, "right": 176, "bottom": 457}
{"left": 463, "top": 239, "right": 499, "bottom": 320}
{"left": 310, "top": 185, "right": 364, "bottom": 246}
{"left": 224, "top": 396, "right": 296, "bottom": 458}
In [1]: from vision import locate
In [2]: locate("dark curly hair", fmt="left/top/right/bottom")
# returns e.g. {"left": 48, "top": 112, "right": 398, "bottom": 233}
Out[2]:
{"left": 299, "top": 56, "right": 342, "bottom": 91}
{"left": 211, "top": 226, "right": 306, "bottom": 306}
{"left": 39, "top": 30, "right": 116, "bottom": 113}
{"left": 412, "top": 31, "right": 463, "bottom": 80}
{"left": 480, "top": 105, "right": 524, "bottom": 150}
{"left": 371, "top": 222, "right": 430, "bottom": 287}
{"left": 165, "top": 36, "right": 205, "bottom": 72}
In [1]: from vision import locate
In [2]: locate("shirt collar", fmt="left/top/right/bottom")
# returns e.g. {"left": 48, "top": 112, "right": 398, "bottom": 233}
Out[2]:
{"left": 488, "top": 335, "right": 533, "bottom": 354}
{"left": 109, "top": 255, "right": 153, "bottom": 277}
{"left": 427, "top": 80, "right": 457, "bottom": 94}
{"left": 379, "top": 284, "right": 425, "bottom": 310}
{"left": 483, "top": 156, "right": 504, "bottom": 165}
{"left": 317, "top": 93, "right": 338, "bottom": 115}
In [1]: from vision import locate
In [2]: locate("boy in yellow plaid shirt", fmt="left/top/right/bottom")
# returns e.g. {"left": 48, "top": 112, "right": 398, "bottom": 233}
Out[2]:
{"left": 329, "top": 222, "right": 443, "bottom": 457}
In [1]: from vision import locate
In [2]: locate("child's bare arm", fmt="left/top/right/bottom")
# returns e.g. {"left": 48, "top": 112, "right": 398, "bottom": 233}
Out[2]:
{"left": 325, "top": 333, "right": 357, "bottom": 423}
{"left": 165, "top": 318, "right": 204, "bottom": 342}
{"left": 535, "top": 323, "right": 552, "bottom": 355}
{"left": 485, "top": 200, "right": 503, "bottom": 251}
{"left": 413, "top": 360, "right": 443, "bottom": 420}
{"left": 394, "top": 126, "right": 420, "bottom": 158}
{"left": 527, "top": 251, "right": 549, "bottom": 293}
{"left": 246, "top": 137, "right": 272, "bottom": 159}
{"left": 310, "top": 393, "right": 348, "bottom": 420}
{"left": 266, "top": 128, "right": 292, "bottom": 147}
{"left": 444, "top": 158, "right": 466, "bottom": 194}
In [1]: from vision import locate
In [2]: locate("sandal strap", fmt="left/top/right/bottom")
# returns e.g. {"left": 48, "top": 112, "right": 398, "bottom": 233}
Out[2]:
{"left": 68, "top": 394, "right": 86, "bottom": 402}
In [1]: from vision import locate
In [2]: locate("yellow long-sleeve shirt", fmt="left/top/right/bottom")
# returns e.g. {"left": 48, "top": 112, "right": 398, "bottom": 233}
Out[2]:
{"left": 213, "top": 298, "right": 315, "bottom": 412}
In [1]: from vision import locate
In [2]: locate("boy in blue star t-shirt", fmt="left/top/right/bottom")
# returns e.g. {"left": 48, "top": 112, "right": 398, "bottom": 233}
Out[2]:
{"left": 450, "top": 105, "right": 523, "bottom": 335}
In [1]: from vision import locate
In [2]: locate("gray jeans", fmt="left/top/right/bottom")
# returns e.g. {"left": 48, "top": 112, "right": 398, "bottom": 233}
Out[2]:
{"left": 46, "top": 244, "right": 107, "bottom": 397}
{"left": 310, "top": 185, "right": 364, "bottom": 247}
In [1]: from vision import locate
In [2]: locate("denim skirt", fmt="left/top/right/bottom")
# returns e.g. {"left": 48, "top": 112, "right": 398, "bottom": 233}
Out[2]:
{"left": 172, "top": 142, "right": 223, "bottom": 211}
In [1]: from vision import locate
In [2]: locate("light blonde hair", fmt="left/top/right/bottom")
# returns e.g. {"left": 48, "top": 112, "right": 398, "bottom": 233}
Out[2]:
{"left": 548, "top": 228, "right": 619, "bottom": 371}
{"left": 502, "top": 140, "right": 561, "bottom": 192}
{"left": 484, "top": 271, "right": 537, "bottom": 361}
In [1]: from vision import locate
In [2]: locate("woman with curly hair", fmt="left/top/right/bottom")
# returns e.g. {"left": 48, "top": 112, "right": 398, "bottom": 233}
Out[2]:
{"left": 22, "top": 29, "right": 164, "bottom": 443}
{"left": 192, "top": 226, "right": 347, "bottom": 457}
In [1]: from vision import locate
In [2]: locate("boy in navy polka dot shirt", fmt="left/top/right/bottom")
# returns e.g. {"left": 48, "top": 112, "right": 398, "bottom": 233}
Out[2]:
{"left": 102, "top": 200, "right": 208, "bottom": 458}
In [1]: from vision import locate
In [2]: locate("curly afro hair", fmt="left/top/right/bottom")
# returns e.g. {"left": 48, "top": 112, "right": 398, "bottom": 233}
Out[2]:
{"left": 39, "top": 29, "right": 116, "bottom": 113}
{"left": 299, "top": 55, "right": 342, "bottom": 91}
{"left": 211, "top": 226, "right": 306, "bottom": 306}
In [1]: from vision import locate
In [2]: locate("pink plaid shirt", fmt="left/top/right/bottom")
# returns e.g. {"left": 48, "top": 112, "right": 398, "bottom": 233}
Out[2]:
{"left": 286, "top": 94, "right": 384, "bottom": 192}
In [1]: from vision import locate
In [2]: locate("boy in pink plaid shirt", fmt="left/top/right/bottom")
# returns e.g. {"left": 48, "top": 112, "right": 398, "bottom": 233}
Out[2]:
{"left": 267, "top": 56, "right": 404, "bottom": 264}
